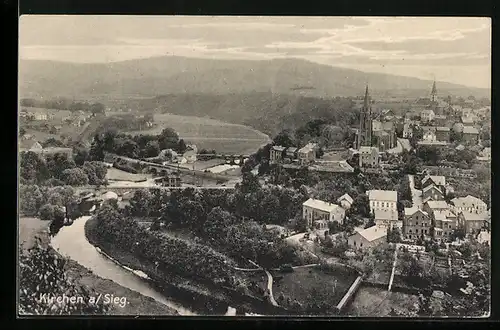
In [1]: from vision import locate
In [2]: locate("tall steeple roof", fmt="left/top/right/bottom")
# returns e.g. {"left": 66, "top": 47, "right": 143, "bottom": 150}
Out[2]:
{"left": 364, "top": 85, "right": 370, "bottom": 108}
{"left": 431, "top": 80, "right": 437, "bottom": 101}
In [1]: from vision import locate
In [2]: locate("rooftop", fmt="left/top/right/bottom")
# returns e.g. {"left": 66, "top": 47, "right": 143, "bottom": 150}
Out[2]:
{"left": 405, "top": 207, "right": 428, "bottom": 217}
{"left": 355, "top": 225, "right": 388, "bottom": 242}
{"left": 374, "top": 209, "right": 398, "bottom": 221}
{"left": 460, "top": 211, "right": 488, "bottom": 221}
{"left": 303, "top": 198, "right": 341, "bottom": 213}
{"left": 272, "top": 145, "right": 286, "bottom": 152}
{"left": 462, "top": 126, "right": 479, "bottom": 134}
{"left": 451, "top": 195, "right": 487, "bottom": 208}
{"left": 359, "top": 146, "right": 379, "bottom": 154}
{"left": 425, "top": 200, "right": 449, "bottom": 209}
{"left": 436, "top": 127, "right": 450, "bottom": 132}
{"left": 286, "top": 147, "right": 297, "bottom": 153}
{"left": 422, "top": 175, "right": 446, "bottom": 186}
{"left": 422, "top": 184, "right": 444, "bottom": 194}
{"left": 367, "top": 190, "right": 397, "bottom": 202}
{"left": 337, "top": 193, "right": 354, "bottom": 205}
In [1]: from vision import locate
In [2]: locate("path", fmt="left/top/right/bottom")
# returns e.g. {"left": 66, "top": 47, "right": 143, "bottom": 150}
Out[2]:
{"left": 408, "top": 174, "right": 422, "bottom": 208}
{"left": 388, "top": 248, "right": 398, "bottom": 291}
{"left": 247, "top": 260, "right": 279, "bottom": 307}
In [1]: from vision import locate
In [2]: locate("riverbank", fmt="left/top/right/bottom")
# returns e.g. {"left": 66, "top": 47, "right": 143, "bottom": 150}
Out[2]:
{"left": 19, "top": 216, "right": 177, "bottom": 315}
{"left": 84, "top": 217, "right": 289, "bottom": 315}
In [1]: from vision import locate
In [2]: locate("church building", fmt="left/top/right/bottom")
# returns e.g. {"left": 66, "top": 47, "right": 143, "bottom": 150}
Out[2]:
{"left": 355, "top": 86, "right": 397, "bottom": 152}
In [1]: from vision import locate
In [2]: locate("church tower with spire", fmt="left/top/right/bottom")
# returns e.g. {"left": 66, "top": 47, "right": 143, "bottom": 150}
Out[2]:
{"left": 357, "top": 85, "right": 373, "bottom": 149}
{"left": 430, "top": 80, "right": 437, "bottom": 103}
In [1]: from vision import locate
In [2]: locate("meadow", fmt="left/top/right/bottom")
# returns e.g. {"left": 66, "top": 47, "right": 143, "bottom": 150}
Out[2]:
{"left": 127, "top": 113, "right": 271, "bottom": 155}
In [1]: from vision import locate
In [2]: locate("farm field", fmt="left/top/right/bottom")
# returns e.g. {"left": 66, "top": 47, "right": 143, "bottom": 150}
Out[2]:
{"left": 346, "top": 286, "right": 420, "bottom": 316}
{"left": 127, "top": 113, "right": 271, "bottom": 154}
{"left": 271, "top": 266, "right": 357, "bottom": 310}
{"left": 106, "top": 168, "right": 151, "bottom": 182}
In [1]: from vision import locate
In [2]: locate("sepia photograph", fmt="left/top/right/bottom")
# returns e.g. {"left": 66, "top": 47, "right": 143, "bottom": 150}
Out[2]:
{"left": 18, "top": 15, "right": 491, "bottom": 317}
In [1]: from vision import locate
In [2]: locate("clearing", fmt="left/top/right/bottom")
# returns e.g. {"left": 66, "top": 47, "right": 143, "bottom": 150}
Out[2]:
{"left": 271, "top": 265, "right": 358, "bottom": 310}
{"left": 127, "top": 113, "right": 271, "bottom": 154}
{"left": 346, "top": 286, "right": 419, "bottom": 316}
{"left": 19, "top": 217, "right": 50, "bottom": 251}
{"left": 106, "top": 168, "right": 151, "bottom": 182}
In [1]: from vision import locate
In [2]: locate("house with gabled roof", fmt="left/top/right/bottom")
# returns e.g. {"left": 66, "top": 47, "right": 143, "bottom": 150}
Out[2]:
{"left": 458, "top": 211, "right": 489, "bottom": 234}
{"left": 337, "top": 193, "right": 354, "bottom": 210}
{"left": 348, "top": 225, "right": 387, "bottom": 250}
{"left": 422, "top": 184, "right": 445, "bottom": 203}
{"left": 450, "top": 195, "right": 488, "bottom": 215}
{"left": 367, "top": 190, "right": 398, "bottom": 213}
{"left": 302, "top": 198, "right": 345, "bottom": 229}
{"left": 403, "top": 207, "right": 431, "bottom": 240}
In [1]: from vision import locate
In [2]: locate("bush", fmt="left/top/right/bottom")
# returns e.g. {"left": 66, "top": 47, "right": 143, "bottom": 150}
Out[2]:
{"left": 113, "top": 162, "right": 138, "bottom": 174}
{"left": 39, "top": 204, "right": 56, "bottom": 220}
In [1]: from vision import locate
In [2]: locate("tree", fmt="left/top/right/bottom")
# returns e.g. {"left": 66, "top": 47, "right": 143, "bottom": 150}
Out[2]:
{"left": 273, "top": 130, "right": 295, "bottom": 148}
{"left": 237, "top": 172, "right": 261, "bottom": 194}
{"left": 158, "top": 128, "right": 179, "bottom": 150}
{"left": 89, "top": 135, "right": 105, "bottom": 161}
{"left": 90, "top": 102, "right": 105, "bottom": 114}
{"left": 46, "top": 153, "right": 77, "bottom": 180}
{"left": 364, "top": 212, "right": 376, "bottom": 229}
{"left": 387, "top": 227, "right": 402, "bottom": 243}
{"left": 350, "top": 194, "right": 370, "bottom": 218}
{"left": 177, "top": 139, "right": 187, "bottom": 154}
{"left": 61, "top": 168, "right": 89, "bottom": 186}
{"left": 20, "top": 151, "right": 50, "bottom": 184}
{"left": 144, "top": 140, "right": 160, "bottom": 158}
{"left": 19, "top": 127, "right": 26, "bottom": 137}
{"left": 73, "top": 147, "right": 89, "bottom": 166}
{"left": 116, "top": 139, "right": 139, "bottom": 159}
{"left": 19, "top": 185, "right": 46, "bottom": 216}
{"left": 130, "top": 189, "right": 153, "bottom": 217}
{"left": 19, "top": 244, "right": 108, "bottom": 315}
{"left": 416, "top": 145, "right": 439, "bottom": 166}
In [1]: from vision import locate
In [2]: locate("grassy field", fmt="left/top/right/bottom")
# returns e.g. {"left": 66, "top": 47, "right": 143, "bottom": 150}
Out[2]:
{"left": 106, "top": 168, "right": 151, "bottom": 182}
{"left": 346, "top": 286, "right": 420, "bottom": 317}
{"left": 127, "top": 113, "right": 271, "bottom": 155}
{"left": 19, "top": 217, "right": 50, "bottom": 251}
{"left": 272, "top": 266, "right": 357, "bottom": 309}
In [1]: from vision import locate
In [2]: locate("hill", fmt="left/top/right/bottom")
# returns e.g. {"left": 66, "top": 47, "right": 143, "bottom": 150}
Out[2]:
{"left": 19, "top": 56, "right": 489, "bottom": 100}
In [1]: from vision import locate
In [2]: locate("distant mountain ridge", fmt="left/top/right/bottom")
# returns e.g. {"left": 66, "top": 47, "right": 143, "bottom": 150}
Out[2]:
{"left": 19, "top": 56, "right": 490, "bottom": 99}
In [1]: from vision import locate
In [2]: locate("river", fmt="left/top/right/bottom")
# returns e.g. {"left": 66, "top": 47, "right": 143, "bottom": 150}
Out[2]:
{"left": 50, "top": 216, "right": 209, "bottom": 316}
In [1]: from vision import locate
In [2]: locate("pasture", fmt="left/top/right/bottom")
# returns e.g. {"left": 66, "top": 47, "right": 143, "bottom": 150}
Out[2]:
{"left": 127, "top": 113, "right": 271, "bottom": 154}
{"left": 346, "top": 286, "right": 420, "bottom": 316}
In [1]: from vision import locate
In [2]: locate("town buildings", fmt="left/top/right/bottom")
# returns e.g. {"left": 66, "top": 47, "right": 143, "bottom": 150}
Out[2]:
{"left": 421, "top": 109, "right": 435, "bottom": 123}
{"left": 435, "top": 127, "right": 450, "bottom": 142}
{"left": 374, "top": 209, "right": 401, "bottom": 229}
{"left": 402, "top": 123, "right": 413, "bottom": 138}
{"left": 270, "top": 145, "right": 286, "bottom": 163}
{"left": 298, "top": 143, "right": 318, "bottom": 165}
{"left": 403, "top": 207, "right": 432, "bottom": 240}
{"left": 302, "top": 198, "right": 345, "bottom": 229}
{"left": 348, "top": 225, "right": 387, "bottom": 250}
{"left": 450, "top": 195, "right": 488, "bottom": 214}
{"left": 462, "top": 126, "right": 479, "bottom": 144}
{"left": 458, "top": 211, "right": 488, "bottom": 234}
{"left": 359, "top": 146, "right": 379, "bottom": 168}
{"left": 337, "top": 193, "right": 353, "bottom": 210}
{"left": 422, "top": 184, "right": 445, "bottom": 203}
{"left": 367, "top": 190, "right": 398, "bottom": 213}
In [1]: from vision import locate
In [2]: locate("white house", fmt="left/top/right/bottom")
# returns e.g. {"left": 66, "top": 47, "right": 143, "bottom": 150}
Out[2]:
{"left": 348, "top": 225, "right": 387, "bottom": 250}
{"left": 374, "top": 209, "right": 401, "bottom": 229}
{"left": 420, "top": 109, "right": 435, "bottom": 122}
{"left": 403, "top": 123, "right": 413, "bottom": 138}
{"left": 450, "top": 195, "right": 488, "bottom": 215}
{"left": 302, "top": 198, "right": 345, "bottom": 229}
{"left": 367, "top": 190, "right": 398, "bottom": 213}
{"left": 337, "top": 193, "right": 354, "bottom": 210}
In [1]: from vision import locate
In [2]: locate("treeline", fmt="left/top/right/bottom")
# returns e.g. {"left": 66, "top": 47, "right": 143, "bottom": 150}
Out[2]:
{"left": 94, "top": 114, "right": 155, "bottom": 136}
{"left": 20, "top": 151, "right": 108, "bottom": 187}
{"left": 20, "top": 98, "right": 106, "bottom": 114}
{"left": 125, "top": 173, "right": 313, "bottom": 268}
{"left": 88, "top": 128, "right": 186, "bottom": 161}
{"left": 87, "top": 203, "right": 241, "bottom": 289}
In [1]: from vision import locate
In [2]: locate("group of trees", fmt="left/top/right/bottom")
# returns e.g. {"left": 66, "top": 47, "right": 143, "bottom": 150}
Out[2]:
{"left": 416, "top": 145, "right": 478, "bottom": 168}
{"left": 19, "top": 184, "right": 80, "bottom": 219}
{"left": 88, "top": 203, "right": 243, "bottom": 289}
{"left": 125, "top": 173, "right": 310, "bottom": 268}
{"left": 19, "top": 243, "right": 109, "bottom": 315}
{"left": 88, "top": 128, "right": 186, "bottom": 161}
{"left": 20, "top": 151, "right": 108, "bottom": 187}
{"left": 20, "top": 98, "right": 106, "bottom": 114}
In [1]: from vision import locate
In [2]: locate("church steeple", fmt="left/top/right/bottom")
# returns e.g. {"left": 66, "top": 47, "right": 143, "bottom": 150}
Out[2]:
{"left": 431, "top": 80, "right": 437, "bottom": 103}
{"left": 357, "top": 85, "right": 373, "bottom": 149}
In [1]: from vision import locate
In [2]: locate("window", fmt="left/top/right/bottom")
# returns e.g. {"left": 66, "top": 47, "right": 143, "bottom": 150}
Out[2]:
{"left": 360, "top": 243, "right": 363, "bottom": 247}
{"left": 424, "top": 230, "right": 428, "bottom": 234}
{"left": 409, "top": 229, "right": 412, "bottom": 233}
{"left": 409, "top": 235, "right": 412, "bottom": 239}
{"left": 416, "top": 222, "right": 419, "bottom": 226}
{"left": 416, "top": 229, "right": 419, "bottom": 233}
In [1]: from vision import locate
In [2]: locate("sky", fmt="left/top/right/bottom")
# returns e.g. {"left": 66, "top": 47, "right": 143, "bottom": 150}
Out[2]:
{"left": 19, "top": 16, "right": 491, "bottom": 88}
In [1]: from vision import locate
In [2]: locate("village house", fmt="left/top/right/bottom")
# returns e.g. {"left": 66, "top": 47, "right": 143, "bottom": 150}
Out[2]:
{"left": 367, "top": 189, "right": 398, "bottom": 213}
{"left": 402, "top": 123, "right": 413, "bottom": 138}
{"left": 421, "top": 175, "right": 446, "bottom": 192}
{"left": 458, "top": 211, "right": 488, "bottom": 234}
{"left": 422, "top": 184, "right": 445, "bottom": 203}
{"left": 462, "top": 126, "right": 479, "bottom": 144}
{"left": 422, "top": 128, "right": 437, "bottom": 142}
{"left": 348, "top": 225, "right": 387, "bottom": 250}
{"left": 182, "top": 147, "right": 197, "bottom": 164}
{"left": 270, "top": 145, "right": 286, "bottom": 163}
{"left": 433, "top": 209, "right": 457, "bottom": 239}
{"left": 297, "top": 143, "right": 318, "bottom": 165}
{"left": 284, "top": 147, "right": 298, "bottom": 161}
{"left": 302, "top": 198, "right": 345, "bottom": 229}
{"left": 461, "top": 115, "right": 475, "bottom": 126}
{"left": 359, "top": 146, "right": 379, "bottom": 168}
{"left": 337, "top": 193, "right": 354, "bottom": 210}
{"left": 420, "top": 109, "right": 435, "bottom": 123}
{"left": 435, "top": 127, "right": 450, "bottom": 142}
{"left": 159, "top": 174, "right": 182, "bottom": 187}
{"left": 476, "top": 147, "right": 491, "bottom": 162}
{"left": 403, "top": 207, "right": 432, "bottom": 240}
{"left": 19, "top": 139, "right": 43, "bottom": 151}
{"left": 422, "top": 200, "right": 450, "bottom": 215}
{"left": 450, "top": 195, "right": 488, "bottom": 214}
{"left": 374, "top": 209, "right": 401, "bottom": 229}
{"left": 433, "top": 115, "right": 448, "bottom": 126}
